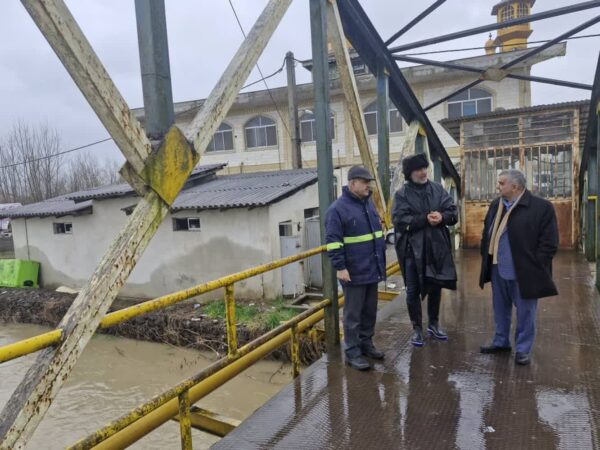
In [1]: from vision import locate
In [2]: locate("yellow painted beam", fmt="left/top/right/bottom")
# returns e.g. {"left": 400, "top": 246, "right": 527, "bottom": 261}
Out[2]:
{"left": 173, "top": 407, "right": 241, "bottom": 438}
{"left": 378, "top": 290, "right": 400, "bottom": 302}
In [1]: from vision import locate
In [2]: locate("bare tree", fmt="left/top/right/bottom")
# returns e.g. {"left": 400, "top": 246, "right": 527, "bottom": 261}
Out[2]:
{"left": 0, "top": 122, "right": 120, "bottom": 204}
{"left": 66, "top": 151, "right": 122, "bottom": 192}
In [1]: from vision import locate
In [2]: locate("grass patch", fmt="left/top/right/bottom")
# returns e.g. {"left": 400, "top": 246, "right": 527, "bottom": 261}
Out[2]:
{"left": 202, "top": 296, "right": 299, "bottom": 331}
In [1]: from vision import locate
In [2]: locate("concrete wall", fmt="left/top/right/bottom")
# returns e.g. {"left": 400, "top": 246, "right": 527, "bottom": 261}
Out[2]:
{"left": 266, "top": 183, "right": 319, "bottom": 296}
{"left": 12, "top": 186, "right": 319, "bottom": 301}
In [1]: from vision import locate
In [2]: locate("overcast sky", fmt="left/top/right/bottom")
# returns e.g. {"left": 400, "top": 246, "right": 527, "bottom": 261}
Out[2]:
{"left": 0, "top": 0, "right": 598, "bottom": 164}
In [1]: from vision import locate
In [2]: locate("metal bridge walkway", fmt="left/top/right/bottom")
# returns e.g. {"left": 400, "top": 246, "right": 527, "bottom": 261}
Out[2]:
{"left": 212, "top": 251, "right": 600, "bottom": 450}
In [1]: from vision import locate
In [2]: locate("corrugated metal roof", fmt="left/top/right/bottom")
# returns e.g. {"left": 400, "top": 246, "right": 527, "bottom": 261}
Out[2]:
{"left": 172, "top": 169, "right": 318, "bottom": 211}
{"left": 0, "top": 196, "right": 92, "bottom": 219}
{"left": 67, "top": 163, "right": 227, "bottom": 202}
{"left": 1, "top": 168, "right": 317, "bottom": 219}
{"left": 439, "top": 100, "right": 590, "bottom": 143}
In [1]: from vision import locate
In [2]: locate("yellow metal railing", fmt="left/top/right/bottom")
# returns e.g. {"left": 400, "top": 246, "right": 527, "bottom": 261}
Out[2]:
{"left": 0, "top": 246, "right": 400, "bottom": 449}
{"left": 0, "top": 246, "right": 326, "bottom": 364}
{"left": 70, "top": 261, "right": 400, "bottom": 450}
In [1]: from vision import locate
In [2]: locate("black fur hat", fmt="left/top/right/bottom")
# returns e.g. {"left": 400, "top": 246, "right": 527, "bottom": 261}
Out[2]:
{"left": 402, "top": 153, "right": 429, "bottom": 180}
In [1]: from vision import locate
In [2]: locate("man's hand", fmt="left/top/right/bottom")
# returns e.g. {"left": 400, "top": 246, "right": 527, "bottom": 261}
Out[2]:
{"left": 427, "top": 211, "right": 443, "bottom": 226}
{"left": 337, "top": 269, "right": 351, "bottom": 282}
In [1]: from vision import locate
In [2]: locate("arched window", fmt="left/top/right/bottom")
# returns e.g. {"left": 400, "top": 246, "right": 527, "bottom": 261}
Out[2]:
{"left": 299, "top": 111, "right": 335, "bottom": 142}
{"left": 206, "top": 122, "right": 234, "bottom": 152}
{"left": 363, "top": 102, "right": 403, "bottom": 136}
{"left": 245, "top": 116, "right": 277, "bottom": 149}
{"left": 447, "top": 87, "right": 492, "bottom": 119}
{"left": 500, "top": 5, "right": 515, "bottom": 22}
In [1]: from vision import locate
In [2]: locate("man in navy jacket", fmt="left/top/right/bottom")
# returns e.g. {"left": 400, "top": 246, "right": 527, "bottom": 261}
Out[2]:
{"left": 325, "top": 166, "right": 386, "bottom": 370}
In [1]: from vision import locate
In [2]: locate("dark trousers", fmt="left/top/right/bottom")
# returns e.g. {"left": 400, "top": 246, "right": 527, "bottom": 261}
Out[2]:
{"left": 342, "top": 282, "right": 378, "bottom": 358}
{"left": 405, "top": 254, "right": 441, "bottom": 329}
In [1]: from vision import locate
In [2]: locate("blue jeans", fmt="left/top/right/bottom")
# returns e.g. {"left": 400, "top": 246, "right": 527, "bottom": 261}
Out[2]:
{"left": 491, "top": 266, "right": 538, "bottom": 354}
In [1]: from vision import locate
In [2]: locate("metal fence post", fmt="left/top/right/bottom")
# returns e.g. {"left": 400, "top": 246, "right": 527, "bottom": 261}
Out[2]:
{"left": 290, "top": 323, "right": 300, "bottom": 378}
{"left": 225, "top": 284, "right": 238, "bottom": 356}
{"left": 178, "top": 390, "right": 192, "bottom": 450}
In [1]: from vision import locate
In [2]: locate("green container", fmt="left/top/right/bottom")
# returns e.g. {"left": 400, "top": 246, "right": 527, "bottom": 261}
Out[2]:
{"left": 0, "top": 259, "right": 40, "bottom": 288}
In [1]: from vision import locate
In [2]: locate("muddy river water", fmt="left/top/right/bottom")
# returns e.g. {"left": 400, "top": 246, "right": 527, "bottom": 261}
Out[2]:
{"left": 0, "top": 323, "right": 291, "bottom": 449}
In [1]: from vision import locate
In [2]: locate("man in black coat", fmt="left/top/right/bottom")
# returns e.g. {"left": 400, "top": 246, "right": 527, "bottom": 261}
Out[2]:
{"left": 480, "top": 169, "right": 559, "bottom": 366}
{"left": 393, "top": 153, "right": 458, "bottom": 347}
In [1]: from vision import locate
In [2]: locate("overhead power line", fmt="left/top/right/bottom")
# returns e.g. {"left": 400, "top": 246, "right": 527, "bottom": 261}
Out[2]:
{"left": 0, "top": 137, "right": 113, "bottom": 170}
{"left": 227, "top": 0, "right": 295, "bottom": 169}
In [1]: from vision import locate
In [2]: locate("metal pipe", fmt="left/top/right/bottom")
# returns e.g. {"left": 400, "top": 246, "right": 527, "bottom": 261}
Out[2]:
{"left": 290, "top": 323, "right": 300, "bottom": 378}
{"left": 225, "top": 284, "right": 237, "bottom": 356}
{"left": 134, "top": 0, "right": 175, "bottom": 139}
{"left": 384, "top": 0, "right": 446, "bottom": 47}
{"left": 73, "top": 298, "right": 333, "bottom": 450}
{"left": 424, "top": 14, "right": 600, "bottom": 112}
{"left": 310, "top": 0, "right": 340, "bottom": 350}
{"left": 389, "top": 0, "right": 600, "bottom": 53}
{"left": 177, "top": 391, "right": 192, "bottom": 450}
{"left": 424, "top": 79, "right": 482, "bottom": 112}
{"left": 377, "top": 60, "right": 390, "bottom": 202}
{"left": 0, "top": 330, "right": 62, "bottom": 364}
{"left": 76, "top": 262, "right": 400, "bottom": 450}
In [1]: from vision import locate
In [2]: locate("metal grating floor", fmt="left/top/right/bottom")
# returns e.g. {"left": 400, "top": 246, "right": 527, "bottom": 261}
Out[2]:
{"left": 212, "top": 251, "right": 600, "bottom": 450}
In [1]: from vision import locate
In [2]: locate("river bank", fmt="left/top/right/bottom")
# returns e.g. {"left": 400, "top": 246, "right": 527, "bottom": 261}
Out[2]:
{"left": 0, "top": 287, "right": 324, "bottom": 363}
{"left": 1, "top": 322, "right": 292, "bottom": 449}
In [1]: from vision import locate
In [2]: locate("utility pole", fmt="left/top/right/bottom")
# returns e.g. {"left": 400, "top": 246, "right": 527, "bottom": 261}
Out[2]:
{"left": 135, "top": 0, "right": 175, "bottom": 140}
{"left": 286, "top": 51, "right": 302, "bottom": 169}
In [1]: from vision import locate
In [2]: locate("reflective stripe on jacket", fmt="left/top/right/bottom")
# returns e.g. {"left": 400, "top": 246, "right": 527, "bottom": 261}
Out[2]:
{"left": 325, "top": 186, "right": 386, "bottom": 285}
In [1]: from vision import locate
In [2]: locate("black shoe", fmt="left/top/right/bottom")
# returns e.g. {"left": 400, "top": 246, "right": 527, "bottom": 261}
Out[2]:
{"left": 345, "top": 355, "right": 371, "bottom": 371}
{"left": 515, "top": 352, "right": 531, "bottom": 365}
{"left": 428, "top": 324, "right": 448, "bottom": 341}
{"left": 411, "top": 328, "right": 424, "bottom": 347}
{"left": 480, "top": 344, "right": 512, "bottom": 354}
{"left": 362, "top": 346, "right": 385, "bottom": 360}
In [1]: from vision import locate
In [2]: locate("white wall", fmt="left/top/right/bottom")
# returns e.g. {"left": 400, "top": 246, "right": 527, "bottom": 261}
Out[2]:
{"left": 177, "top": 77, "right": 526, "bottom": 171}
{"left": 11, "top": 188, "right": 318, "bottom": 301}
{"left": 266, "top": 183, "right": 319, "bottom": 297}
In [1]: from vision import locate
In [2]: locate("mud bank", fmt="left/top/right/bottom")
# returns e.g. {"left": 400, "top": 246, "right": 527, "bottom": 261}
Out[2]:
{"left": 0, "top": 287, "right": 324, "bottom": 363}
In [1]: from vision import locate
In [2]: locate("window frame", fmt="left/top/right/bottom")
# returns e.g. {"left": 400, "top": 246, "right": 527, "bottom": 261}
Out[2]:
{"left": 173, "top": 217, "right": 201, "bottom": 232}
{"left": 206, "top": 122, "right": 234, "bottom": 153}
{"left": 363, "top": 101, "right": 404, "bottom": 136}
{"left": 447, "top": 88, "right": 493, "bottom": 119}
{"left": 244, "top": 115, "right": 278, "bottom": 150}
{"left": 299, "top": 112, "right": 336, "bottom": 143}
{"left": 53, "top": 222, "right": 73, "bottom": 235}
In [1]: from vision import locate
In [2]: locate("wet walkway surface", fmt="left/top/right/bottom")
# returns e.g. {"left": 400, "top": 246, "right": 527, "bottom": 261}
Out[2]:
{"left": 212, "top": 251, "right": 600, "bottom": 450}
